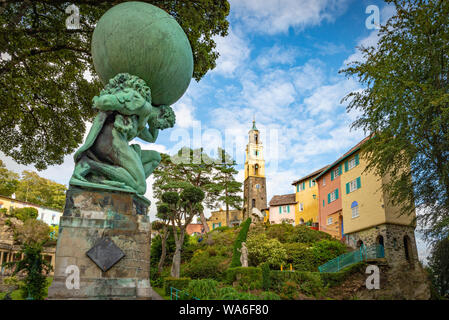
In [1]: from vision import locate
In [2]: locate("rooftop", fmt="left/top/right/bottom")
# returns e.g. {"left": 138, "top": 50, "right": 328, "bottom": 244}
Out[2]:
{"left": 269, "top": 193, "right": 297, "bottom": 206}
{"left": 291, "top": 165, "right": 330, "bottom": 185}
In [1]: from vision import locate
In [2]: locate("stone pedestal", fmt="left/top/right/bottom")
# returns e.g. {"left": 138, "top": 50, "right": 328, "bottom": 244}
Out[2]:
{"left": 48, "top": 186, "right": 152, "bottom": 300}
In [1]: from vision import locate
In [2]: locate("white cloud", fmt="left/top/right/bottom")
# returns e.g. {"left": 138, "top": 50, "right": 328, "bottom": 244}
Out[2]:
{"left": 256, "top": 45, "right": 298, "bottom": 68}
{"left": 212, "top": 28, "right": 251, "bottom": 77}
{"left": 230, "top": 0, "right": 351, "bottom": 35}
{"left": 303, "top": 78, "right": 359, "bottom": 116}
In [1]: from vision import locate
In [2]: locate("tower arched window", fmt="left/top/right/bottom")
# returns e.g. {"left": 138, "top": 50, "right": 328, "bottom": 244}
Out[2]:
{"left": 255, "top": 134, "right": 258, "bottom": 144}
{"left": 255, "top": 164, "right": 259, "bottom": 175}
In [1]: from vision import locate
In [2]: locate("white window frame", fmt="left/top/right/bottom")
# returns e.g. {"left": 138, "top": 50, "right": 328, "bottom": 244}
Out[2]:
{"left": 349, "top": 179, "right": 358, "bottom": 193}
{"left": 348, "top": 157, "right": 357, "bottom": 170}
{"left": 322, "top": 177, "right": 326, "bottom": 186}
{"left": 299, "top": 203, "right": 304, "bottom": 212}
{"left": 333, "top": 168, "right": 340, "bottom": 178}
{"left": 298, "top": 184, "right": 305, "bottom": 192}
{"left": 329, "top": 191, "right": 337, "bottom": 202}
{"left": 282, "top": 206, "right": 287, "bottom": 213}
{"left": 327, "top": 217, "right": 333, "bottom": 225}
{"left": 352, "top": 205, "right": 359, "bottom": 218}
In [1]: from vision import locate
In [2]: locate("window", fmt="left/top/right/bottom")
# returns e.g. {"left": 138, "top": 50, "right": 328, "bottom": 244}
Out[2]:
{"left": 282, "top": 206, "right": 287, "bottom": 213}
{"left": 299, "top": 203, "right": 304, "bottom": 211}
{"left": 256, "top": 184, "right": 260, "bottom": 189}
{"left": 297, "top": 182, "right": 305, "bottom": 192}
{"left": 254, "top": 164, "right": 259, "bottom": 175}
{"left": 333, "top": 168, "right": 340, "bottom": 178}
{"left": 300, "top": 218, "right": 305, "bottom": 225}
{"left": 327, "top": 217, "right": 333, "bottom": 225}
{"left": 328, "top": 189, "right": 339, "bottom": 203}
{"left": 252, "top": 199, "right": 256, "bottom": 208}
{"left": 346, "top": 177, "right": 362, "bottom": 194}
{"left": 255, "top": 134, "right": 258, "bottom": 144}
{"left": 348, "top": 158, "right": 356, "bottom": 170}
{"left": 351, "top": 201, "right": 359, "bottom": 218}
{"left": 322, "top": 177, "right": 326, "bottom": 186}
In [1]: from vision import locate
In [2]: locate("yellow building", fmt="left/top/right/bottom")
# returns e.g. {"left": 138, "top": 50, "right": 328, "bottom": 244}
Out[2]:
{"left": 291, "top": 166, "right": 328, "bottom": 226}
{"left": 207, "top": 208, "right": 244, "bottom": 230}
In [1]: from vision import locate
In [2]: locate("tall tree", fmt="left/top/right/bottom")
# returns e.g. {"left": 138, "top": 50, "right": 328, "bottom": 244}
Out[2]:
{"left": 15, "top": 171, "right": 67, "bottom": 210}
{"left": 0, "top": 0, "right": 230, "bottom": 169}
{"left": 341, "top": 0, "right": 449, "bottom": 239}
{"left": 155, "top": 204, "right": 171, "bottom": 274}
{"left": 159, "top": 186, "right": 204, "bottom": 278}
{"left": 210, "top": 148, "right": 243, "bottom": 226}
{"left": 0, "top": 159, "right": 19, "bottom": 197}
{"left": 153, "top": 148, "right": 222, "bottom": 233}
{"left": 427, "top": 237, "right": 449, "bottom": 298}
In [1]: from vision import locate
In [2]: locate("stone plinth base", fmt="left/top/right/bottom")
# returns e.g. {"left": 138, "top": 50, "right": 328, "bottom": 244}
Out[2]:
{"left": 48, "top": 186, "right": 152, "bottom": 300}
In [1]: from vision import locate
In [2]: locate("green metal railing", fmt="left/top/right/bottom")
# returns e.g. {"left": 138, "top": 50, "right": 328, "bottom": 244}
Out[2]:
{"left": 318, "top": 244, "right": 384, "bottom": 273}
{"left": 170, "top": 287, "right": 200, "bottom": 300}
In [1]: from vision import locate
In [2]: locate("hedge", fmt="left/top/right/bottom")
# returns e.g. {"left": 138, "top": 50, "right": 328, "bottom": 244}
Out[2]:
{"left": 164, "top": 277, "right": 191, "bottom": 296}
{"left": 225, "top": 267, "right": 262, "bottom": 290}
{"left": 230, "top": 218, "right": 251, "bottom": 267}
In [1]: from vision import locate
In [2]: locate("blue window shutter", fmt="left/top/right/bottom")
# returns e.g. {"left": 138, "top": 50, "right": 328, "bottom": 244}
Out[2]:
{"left": 331, "top": 170, "right": 334, "bottom": 181}
{"left": 335, "top": 188, "right": 339, "bottom": 200}
{"left": 323, "top": 200, "right": 325, "bottom": 207}
{"left": 309, "top": 180, "right": 311, "bottom": 188}
{"left": 356, "top": 177, "right": 361, "bottom": 189}
{"left": 346, "top": 182, "right": 350, "bottom": 194}
{"left": 219, "top": 222, "right": 221, "bottom": 227}
{"left": 296, "top": 184, "right": 299, "bottom": 192}
{"left": 355, "top": 154, "right": 360, "bottom": 166}
{"left": 287, "top": 206, "right": 290, "bottom": 213}
{"left": 338, "top": 165, "right": 342, "bottom": 175}
{"left": 327, "top": 193, "right": 331, "bottom": 204}
{"left": 302, "top": 182, "right": 305, "bottom": 190}
{"left": 279, "top": 207, "right": 282, "bottom": 213}
{"left": 344, "top": 161, "right": 348, "bottom": 172}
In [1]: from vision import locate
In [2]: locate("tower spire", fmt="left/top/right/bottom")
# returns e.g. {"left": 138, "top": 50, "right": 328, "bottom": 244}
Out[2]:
{"left": 252, "top": 116, "right": 257, "bottom": 131}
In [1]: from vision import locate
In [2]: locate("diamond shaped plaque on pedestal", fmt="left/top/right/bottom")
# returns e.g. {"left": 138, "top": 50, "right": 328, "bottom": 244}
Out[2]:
{"left": 86, "top": 237, "right": 125, "bottom": 272}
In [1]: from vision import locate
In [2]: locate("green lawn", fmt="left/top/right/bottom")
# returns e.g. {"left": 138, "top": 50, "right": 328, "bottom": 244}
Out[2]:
{"left": 0, "top": 276, "right": 53, "bottom": 300}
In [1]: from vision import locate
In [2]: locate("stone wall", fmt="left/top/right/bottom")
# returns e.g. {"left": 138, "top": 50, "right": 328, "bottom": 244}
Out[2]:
{"left": 345, "top": 223, "right": 419, "bottom": 267}
{"left": 48, "top": 187, "right": 152, "bottom": 300}
{"left": 243, "top": 176, "right": 267, "bottom": 217}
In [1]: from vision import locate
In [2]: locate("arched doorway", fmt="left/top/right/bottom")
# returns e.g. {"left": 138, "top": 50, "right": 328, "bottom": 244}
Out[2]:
{"left": 300, "top": 218, "right": 304, "bottom": 225}
{"left": 376, "top": 235, "right": 385, "bottom": 258}
{"left": 403, "top": 235, "right": 413, "bottom": 263}
{"left": 356, "top": 240, "right": 364, "bottom": 248}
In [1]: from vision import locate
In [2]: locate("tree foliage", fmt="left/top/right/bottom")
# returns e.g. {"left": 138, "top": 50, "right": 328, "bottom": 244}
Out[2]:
{"left": 1, "top": 242, "right": 52, "bottom": 300}
{"left": 427, "top": 237, "right": 449, "bottom": 298}
{"left": 230, "top": 218, "right": 251, "bottom": 267}
{"left": 0, "top": 0, "right": 229, "bottom": 169}
{"left": 10, "top": 206, "right": 38, "bottom": 222}
{"left": 153, "top": 147, "right": 242, "bottom": 232}
{"left": 0, "top": 159, "right": 19, "bottom": 196}
{"left": 15, "top": 170, "right": 66, "bottom": 210}
{"left": 341, "top": 0, "right": 449, "bottom": 238}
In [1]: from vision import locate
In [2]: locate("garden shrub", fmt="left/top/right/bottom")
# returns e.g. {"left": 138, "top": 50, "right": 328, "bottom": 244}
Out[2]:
{"left": 320, "top": 262, "right": 367, "bottom": 287}
{"left": 225, "top": 267, "right": 262, "bottom": 290}
{"left": 215, "top": 287, "right": 258, "bottom": 300}
{"left": 270, "top": 271, "right": 326, "bottom": 297}
{"left": 246, "top": 233, "right": 287, "bottom": 268}
{"left": 230, "top": 218, "right": 251, "bottom": 267}
{"left": 259, "top": 291, "right": 281, "bottom": 300}
{"left": 185, "top": 279, "right": 219, "bottom": 300}
{"left": 311, "top": 239, "right": 347, "bottom": 267}
{"left": 287, "top": 225, "right": 332, "bottom": 244}
{"left": 184, "top": 250, "right": 230, "bottom": 280}
{"left": 283, "top": 242, "right": 317, "bottom": 271}
{"left": 164, "top": 277, "right": 191, "bottom": 296}
{"left": 261, "top": 263, "right": 271, "bottom": 290}
{"left": 265, "top": 223, "right": 295, "bottom": 243}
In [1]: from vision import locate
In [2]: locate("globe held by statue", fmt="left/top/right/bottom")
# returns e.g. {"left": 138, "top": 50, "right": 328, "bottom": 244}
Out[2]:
{"left": 91, "top": 1, "right": 193, "bottom": 106}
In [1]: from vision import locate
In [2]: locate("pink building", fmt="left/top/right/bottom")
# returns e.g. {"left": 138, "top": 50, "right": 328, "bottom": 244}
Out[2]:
{"left": 268, "top": 194, "right": 297, "bottom": 225}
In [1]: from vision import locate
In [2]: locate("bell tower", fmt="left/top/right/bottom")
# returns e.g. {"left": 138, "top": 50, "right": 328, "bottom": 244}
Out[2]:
{"left": 243, "top": 120, "right": 267, "bottom": 218}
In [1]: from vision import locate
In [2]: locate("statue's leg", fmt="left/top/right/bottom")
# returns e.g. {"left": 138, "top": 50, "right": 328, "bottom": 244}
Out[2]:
{"left": 112, "top": 131, "right": 147, "bottom": 195}
{"left": 140, "top": 150, "right": 161, "bottom": 178}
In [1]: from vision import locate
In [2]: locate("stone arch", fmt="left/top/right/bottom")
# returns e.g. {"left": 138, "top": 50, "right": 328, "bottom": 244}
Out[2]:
{"left": 376, "top": 235, "right": 384, "bottom": 247}
{"left": 356, "top": 240, "right": 364, "bottom": 248}
{"left": 403, "top": 235, "right": 413, "bottom": 264}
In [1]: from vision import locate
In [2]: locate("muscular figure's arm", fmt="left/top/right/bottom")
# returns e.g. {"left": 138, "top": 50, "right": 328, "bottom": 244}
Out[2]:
{"left": 138, "top": 125, "right": 159, "bottom": 143}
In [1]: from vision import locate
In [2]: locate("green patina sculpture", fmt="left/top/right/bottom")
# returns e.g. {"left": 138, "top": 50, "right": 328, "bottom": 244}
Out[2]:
{"left": 70, "top": 73, "right": 175, "bottom": 196}
{"left": 69, "top": 2, "right": 193, "bottom": 198}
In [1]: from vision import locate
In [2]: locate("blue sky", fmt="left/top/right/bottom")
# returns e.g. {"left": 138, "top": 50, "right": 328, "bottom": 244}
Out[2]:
{"left": 1, "top": 0, "right": 432, "bottom": 261}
